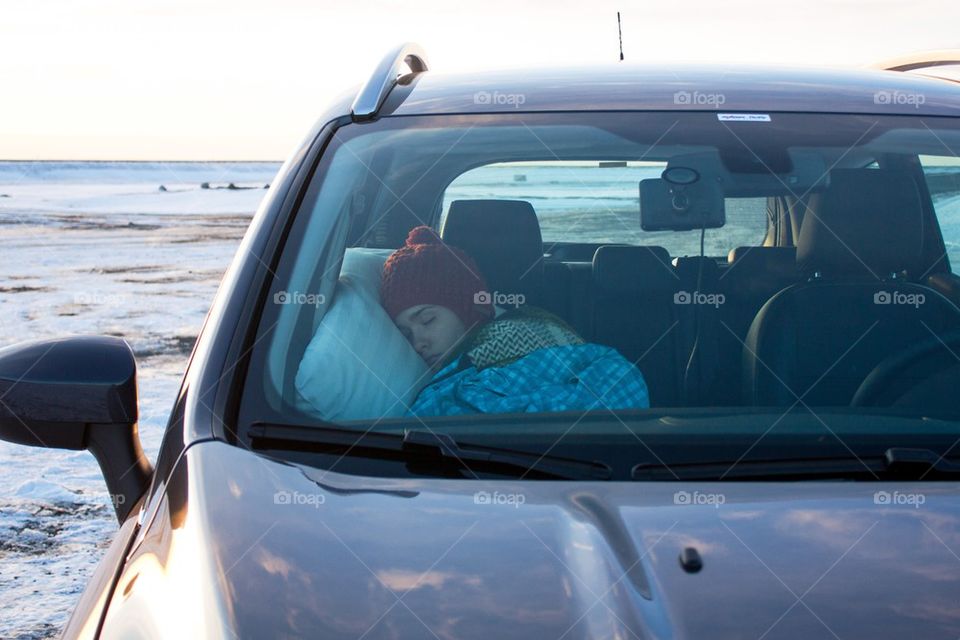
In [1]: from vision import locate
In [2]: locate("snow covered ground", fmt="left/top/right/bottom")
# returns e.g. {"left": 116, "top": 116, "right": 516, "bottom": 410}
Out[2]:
{"left": 0, "top": 161, "right": 279, "bottom": 640}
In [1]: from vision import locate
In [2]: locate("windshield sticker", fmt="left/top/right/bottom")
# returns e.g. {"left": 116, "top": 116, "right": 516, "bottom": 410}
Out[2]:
{"left": 718, "top": 113, "right": 772, "bottom": 122}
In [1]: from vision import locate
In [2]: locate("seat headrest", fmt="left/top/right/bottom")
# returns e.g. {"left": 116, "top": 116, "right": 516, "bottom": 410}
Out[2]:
{"left": 593, "top": 245, "right": 676, "bottom": 295}
{"left": 797, "top": 169, "right": 925, "bottom": 278}
{"left": 441, "top": 200, "right": 543, "bottom": 297}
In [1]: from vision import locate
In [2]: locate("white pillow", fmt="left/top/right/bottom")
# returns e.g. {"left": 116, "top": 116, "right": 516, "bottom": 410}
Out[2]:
{"left": 294, "top": 249, "right": 431, "bottom": 421}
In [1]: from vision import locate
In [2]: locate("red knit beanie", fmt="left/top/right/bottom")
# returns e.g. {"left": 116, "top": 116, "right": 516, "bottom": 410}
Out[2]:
{"left": 380, "top": 226, "right": 494, "bottom": 328}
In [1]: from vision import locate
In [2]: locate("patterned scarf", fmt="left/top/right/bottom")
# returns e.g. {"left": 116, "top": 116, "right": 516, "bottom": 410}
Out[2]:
{"left": 462, "top": 306, "right": 584, "bottom": 370}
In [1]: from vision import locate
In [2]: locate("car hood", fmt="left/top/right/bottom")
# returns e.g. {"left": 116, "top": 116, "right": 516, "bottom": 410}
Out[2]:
{"left": 102, "top": 441, "right": 960, "bottom": 639}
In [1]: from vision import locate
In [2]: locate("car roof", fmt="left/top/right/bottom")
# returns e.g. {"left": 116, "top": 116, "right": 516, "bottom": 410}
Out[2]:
{"left": 385, "top": 63, "right": 960, "bottom": 117}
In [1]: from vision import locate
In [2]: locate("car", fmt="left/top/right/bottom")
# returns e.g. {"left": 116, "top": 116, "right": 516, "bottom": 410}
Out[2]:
{"left": 3, "top": 42, "right": 960, "bottom": 639}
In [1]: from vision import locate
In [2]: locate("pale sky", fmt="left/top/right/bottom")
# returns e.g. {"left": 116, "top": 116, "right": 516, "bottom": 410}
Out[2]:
{"left": 1, "top": 0, "right": 958, "bottom": 160}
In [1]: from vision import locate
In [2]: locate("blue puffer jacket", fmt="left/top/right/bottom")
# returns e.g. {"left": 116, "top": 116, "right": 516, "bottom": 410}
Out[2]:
{"left": 408, "top": 307, "right": 650, "bottom": 417}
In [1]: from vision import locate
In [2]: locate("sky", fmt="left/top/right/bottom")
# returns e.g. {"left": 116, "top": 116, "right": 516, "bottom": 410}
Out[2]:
{"left": 1, "top": 0, "right": 958, "bottom": 161}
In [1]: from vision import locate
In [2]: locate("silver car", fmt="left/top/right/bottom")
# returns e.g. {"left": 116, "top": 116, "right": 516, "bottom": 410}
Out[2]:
{"left": 3, "top": 44, "right": 960, "bottom": 638}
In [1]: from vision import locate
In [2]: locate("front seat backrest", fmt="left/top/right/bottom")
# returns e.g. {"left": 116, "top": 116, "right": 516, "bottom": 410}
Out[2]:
{"left": 743, "top": 169, "right": 960, "bottom": 406}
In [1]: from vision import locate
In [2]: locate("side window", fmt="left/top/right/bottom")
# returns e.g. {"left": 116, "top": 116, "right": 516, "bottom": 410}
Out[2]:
{"left": 440, "top": 161, "right": 770, "bottom": 255}
{"left": 920, "top": 155, "right": 960, "bottom": 272}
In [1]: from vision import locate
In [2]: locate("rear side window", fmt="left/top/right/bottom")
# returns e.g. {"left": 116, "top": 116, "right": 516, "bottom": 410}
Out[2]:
{"left": 440, "top": 161, "right": 770, "bottom": 256}
{"left": 920, "top": 154, "right": 960, "bottom": 271}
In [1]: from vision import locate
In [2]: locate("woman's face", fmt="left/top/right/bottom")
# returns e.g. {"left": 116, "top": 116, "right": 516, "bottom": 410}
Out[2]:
{"left": 394, "top": 304, "right": 468, "bottom": 370}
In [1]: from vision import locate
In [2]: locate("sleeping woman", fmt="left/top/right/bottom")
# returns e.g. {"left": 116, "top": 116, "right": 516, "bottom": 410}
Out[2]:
{"left": 379, "top": 226, "right": 650, "bottom": 416}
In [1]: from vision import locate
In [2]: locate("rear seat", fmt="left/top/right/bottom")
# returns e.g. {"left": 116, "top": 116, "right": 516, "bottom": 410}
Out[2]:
{"left": 542, "top": 261, "right": 594, "bottom": 337}
{"left": 713, "top": 247, "right": 798, "bottom": 403}
{"left": 441, "top": 199, "right": 546, "bottom": 306}
{"left": 672, "top": 256, "right": 722, "bottom": 405}
{"left": 590, "top": 248, "right": 800, "bottom": 407}
{"left": 721, "top": 247, "right": 798, "bottom": 337}
{"left": 592, "top": 246, "right": 687, "bottom": 407}
{"left": 439, "top": 198, "right": 805, "bottom": 408}
{"left": 441, "top": 199, "right": 594, "bottom": 333}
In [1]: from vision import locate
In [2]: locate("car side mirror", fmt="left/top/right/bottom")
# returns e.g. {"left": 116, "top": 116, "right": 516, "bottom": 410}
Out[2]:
{"left": 0, "top": 336, "right": 152, "bottom": 522}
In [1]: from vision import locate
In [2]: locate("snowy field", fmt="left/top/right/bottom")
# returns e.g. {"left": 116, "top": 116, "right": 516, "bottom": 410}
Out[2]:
{"left": 2, "top": 160, "right": 960, "bottom": 639}
{"left": 0, "top": 161, "right": 279, "bottom": 640}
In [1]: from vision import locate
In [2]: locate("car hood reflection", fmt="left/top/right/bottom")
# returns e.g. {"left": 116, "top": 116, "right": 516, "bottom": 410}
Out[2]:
{"left": 101, "top": 441, "right": 960, "bottom": 639}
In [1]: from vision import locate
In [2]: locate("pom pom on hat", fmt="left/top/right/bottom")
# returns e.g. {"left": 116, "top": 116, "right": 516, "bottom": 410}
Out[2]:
{"left": 405, "top": 225, "right": 442, "bottom": 245}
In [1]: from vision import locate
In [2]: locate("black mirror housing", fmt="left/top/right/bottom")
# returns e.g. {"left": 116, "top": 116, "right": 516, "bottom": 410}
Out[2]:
{"left": 0, "top": 336, "right": 152, "bottom": 521}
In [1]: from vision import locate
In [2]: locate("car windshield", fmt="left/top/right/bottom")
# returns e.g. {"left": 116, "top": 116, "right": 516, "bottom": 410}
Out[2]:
{"left": 239, "top": 111, "right": 960, "bottom": 475}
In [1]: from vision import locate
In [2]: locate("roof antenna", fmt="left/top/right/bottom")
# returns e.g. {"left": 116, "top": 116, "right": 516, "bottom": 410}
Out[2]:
{"left": 617, "top": 12, "right": 625, "bottom": 61}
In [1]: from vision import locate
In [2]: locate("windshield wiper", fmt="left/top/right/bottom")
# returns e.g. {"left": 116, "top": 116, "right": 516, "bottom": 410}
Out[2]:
{"left": 249, "top": 423, "right": 613, "bottom": 480}
{"left": 883, "top": 448, "right": 960, "bottom": 478}
{"left": 631, "top": 447, "right": 960, "bottom": 481}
